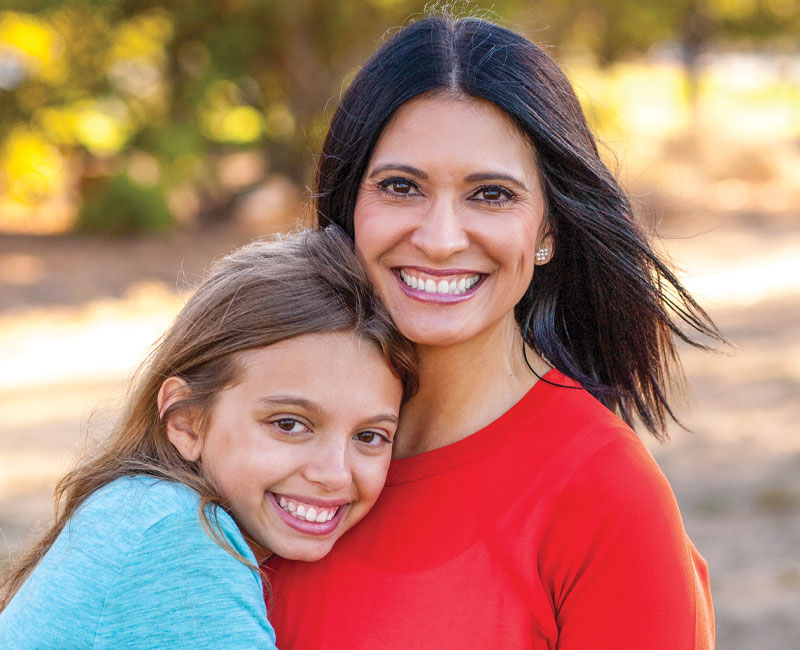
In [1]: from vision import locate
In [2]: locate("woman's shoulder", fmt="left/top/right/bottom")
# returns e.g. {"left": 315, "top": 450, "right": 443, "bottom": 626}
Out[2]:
{"left": 535, "top": 370, "right": 646, "bottom": 447}
{"left": 528, "top": 373, "right": 684, "bottom": 538}
{"left": 515, "top": 371, "right": 678, "bottom": 518}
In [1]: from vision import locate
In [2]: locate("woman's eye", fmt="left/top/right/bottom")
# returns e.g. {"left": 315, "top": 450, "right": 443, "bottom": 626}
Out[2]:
{"left": 378, "top": 177, "right": 419, "bottom": 197}
{"left": 272, "top": 418, "right": 308, "bottom": 434}
{"left": 354, "top": 431, "right": 391, "bottom": 447}
{"left": 471, "top": 185, "right": 515, "bottom": 204}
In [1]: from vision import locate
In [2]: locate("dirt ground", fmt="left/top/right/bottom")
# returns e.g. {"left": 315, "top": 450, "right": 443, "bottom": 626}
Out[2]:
{"left": 0, "top": 215, "right": 798, "bottom": 649}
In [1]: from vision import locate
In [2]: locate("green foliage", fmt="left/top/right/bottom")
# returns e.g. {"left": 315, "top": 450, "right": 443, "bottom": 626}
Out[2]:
{"left": 77, "top": 173, "right": 172, "bottom": 234}
{"left": 0, "top": 0, "right": 797, "bottom": 233}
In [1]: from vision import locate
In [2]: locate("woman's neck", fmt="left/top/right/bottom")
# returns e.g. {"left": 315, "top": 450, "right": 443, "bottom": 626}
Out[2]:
{"left": 392, "top": 318, "right": 550, "bottom": 459}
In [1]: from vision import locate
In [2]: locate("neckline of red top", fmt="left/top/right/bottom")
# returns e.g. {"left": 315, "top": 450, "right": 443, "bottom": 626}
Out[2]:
{"left": 386, "top": 368, "right": 577, "bottom": 486}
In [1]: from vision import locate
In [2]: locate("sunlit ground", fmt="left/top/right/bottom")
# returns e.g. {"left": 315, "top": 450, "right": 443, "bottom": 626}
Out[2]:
{"left": 1, "top": 60, "right": 799, "bottom": 650}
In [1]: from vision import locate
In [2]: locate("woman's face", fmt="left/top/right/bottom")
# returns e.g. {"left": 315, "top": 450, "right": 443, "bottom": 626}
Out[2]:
{"left": 353, "top": 95, "right": 551, "bottom": 349}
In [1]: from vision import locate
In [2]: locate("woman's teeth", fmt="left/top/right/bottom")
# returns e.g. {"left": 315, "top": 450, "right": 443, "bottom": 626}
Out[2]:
{"left": 278, "top": 495, "right": 338, "bottom": 523}
{"left": 400, "top": 270, "right": 481, "bottom": 295}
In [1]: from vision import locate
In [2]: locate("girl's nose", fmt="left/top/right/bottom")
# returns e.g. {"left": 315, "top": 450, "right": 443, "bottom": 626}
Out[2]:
{"left": 409, "top": 197, "right": 469, "bottom": 262}
{"left": 302, "top": 440, "right": 352, "bottom": 492}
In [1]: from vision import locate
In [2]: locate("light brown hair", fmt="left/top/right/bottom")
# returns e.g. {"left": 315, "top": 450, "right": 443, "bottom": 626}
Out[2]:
{"left": 0, "top": 226, "right": 417, "bottom": 609}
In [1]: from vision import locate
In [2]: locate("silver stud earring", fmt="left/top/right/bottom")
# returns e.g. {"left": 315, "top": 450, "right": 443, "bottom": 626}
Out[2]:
{"left": 535, "top": 247, "right": 550, "bottom": 263}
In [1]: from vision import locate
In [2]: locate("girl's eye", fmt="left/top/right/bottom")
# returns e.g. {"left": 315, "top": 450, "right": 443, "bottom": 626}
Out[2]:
{"left": 377, "top": 177, "right": 419, "bottom": 197}
{"left": 471, "top": 185, "right": 516, "bottom": 204}
{"left": 354, "top": 430, "right": 391, "bottom": 447}
{"left": 272, "top": 418, "right": 309, "bottom": 434}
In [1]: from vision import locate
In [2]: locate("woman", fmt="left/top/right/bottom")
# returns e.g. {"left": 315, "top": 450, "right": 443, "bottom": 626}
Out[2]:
{"left": 268, "top": 13, "right": 721, "bottom": 649}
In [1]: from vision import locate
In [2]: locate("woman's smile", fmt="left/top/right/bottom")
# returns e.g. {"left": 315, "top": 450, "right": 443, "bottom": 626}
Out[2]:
{"left": 395, "top": 267, "right": 485, "bottom": 302}
{"left": 354, "top": 94, "right": 552, "bottom": 348}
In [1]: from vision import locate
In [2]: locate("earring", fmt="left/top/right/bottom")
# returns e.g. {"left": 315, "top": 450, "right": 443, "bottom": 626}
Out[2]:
{"left": 535, "top": 247, "right": 550, "bottom": 263}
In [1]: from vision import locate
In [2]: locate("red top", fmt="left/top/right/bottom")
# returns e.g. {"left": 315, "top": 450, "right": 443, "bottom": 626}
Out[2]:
{"left": 267, "top": 370, "right": 714, "bottom": 649}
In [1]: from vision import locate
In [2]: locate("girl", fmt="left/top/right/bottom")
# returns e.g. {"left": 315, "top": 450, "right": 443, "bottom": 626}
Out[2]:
{"left": 0, "top": 227, "right": 416, "bottom": 648}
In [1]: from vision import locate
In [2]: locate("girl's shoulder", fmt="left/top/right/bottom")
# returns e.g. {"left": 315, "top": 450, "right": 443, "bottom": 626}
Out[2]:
{"left": 75, "top": 475, "right": 253, "bottom": 569}
{"left": 0, "top": 476, "right": 275, "bottom": 649}
{"left": 82, "top": 475, "right": 203, "bottom": 524}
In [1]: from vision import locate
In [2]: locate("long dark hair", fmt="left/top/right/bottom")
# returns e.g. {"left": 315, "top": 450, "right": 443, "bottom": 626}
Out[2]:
{"left": 314, "top": 14, "right": 723, "bottom": 439}
{"left": 1, "top": 226, "right": 417, "bottom": 610}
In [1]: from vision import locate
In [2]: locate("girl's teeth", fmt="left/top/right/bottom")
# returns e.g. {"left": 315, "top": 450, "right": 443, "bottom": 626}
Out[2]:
{"left": 400, "top": 271, "right": 480, "bottom": 295}
{"left": 276, "top": 495, "right": 340, "bottom": 523}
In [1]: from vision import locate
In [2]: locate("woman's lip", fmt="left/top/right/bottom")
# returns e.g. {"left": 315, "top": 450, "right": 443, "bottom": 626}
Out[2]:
{"left": 395, "top": 265, "right": 481, "bottom": 277}
{"left": 392, "top": 269, "right": 484, "bottom": 304}
{"left": 268, "top": 493, "right": 347, "bottom": 536}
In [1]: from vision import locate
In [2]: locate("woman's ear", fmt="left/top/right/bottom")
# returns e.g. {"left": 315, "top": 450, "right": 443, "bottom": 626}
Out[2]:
{"left": 158, "top": 377, "right": 202, "bottom": 462}
{"left": 534, "top": 227, "right": 554, "bottom": 266}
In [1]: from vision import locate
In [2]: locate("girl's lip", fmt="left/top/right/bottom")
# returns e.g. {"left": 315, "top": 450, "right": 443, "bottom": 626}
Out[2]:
{"left": 392, "top": 269, "right": 485, "bottom": 304}
{"left": 268, "top": 492, "right": 347, "bottom": 536}
{"left": 273, "top": 492, "right": 349, "bottom": 508}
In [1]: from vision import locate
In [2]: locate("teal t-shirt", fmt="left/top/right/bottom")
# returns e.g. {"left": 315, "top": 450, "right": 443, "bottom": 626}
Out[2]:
{"left": 0, "top": 476, "right": 277, "bottom": 649}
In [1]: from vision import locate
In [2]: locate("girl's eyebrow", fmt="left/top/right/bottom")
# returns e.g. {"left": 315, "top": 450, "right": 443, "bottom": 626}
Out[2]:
{"left": 361, "top": 414, "right": 399, "bottom": 426}
{"left": 367, "top": 163, "right": 428, "bottom": 179}
{"left": 257, "top": 396, "right": 398, "bottom": 425}
{"left": 258, "top": 395, "right": 320, "bottom": 413}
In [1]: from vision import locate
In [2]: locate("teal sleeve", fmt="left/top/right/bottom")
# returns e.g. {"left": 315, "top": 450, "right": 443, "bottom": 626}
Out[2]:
{"left": 0, "top": 478, "right": 277, "bottom": 649}
{"left": 94, "top": 506, "right": 276, "bottom": 649}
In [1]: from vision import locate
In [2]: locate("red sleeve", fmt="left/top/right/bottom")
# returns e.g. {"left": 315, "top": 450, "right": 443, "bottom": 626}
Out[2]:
{"left": 538, "top": 433, "right": 715, "bottom": 649}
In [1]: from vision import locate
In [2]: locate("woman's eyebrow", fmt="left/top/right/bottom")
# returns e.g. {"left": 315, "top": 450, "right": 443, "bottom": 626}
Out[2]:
{"left": 367, "top": 163, "right": 428, "bottom": 179}
{"left": 464, "top": 172, "right": 528, "bottom": 190}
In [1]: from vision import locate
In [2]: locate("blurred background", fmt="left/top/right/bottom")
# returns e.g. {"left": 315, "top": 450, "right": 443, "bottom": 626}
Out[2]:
{"left": 0, "top": 1, "right": 798, "bottom": 647}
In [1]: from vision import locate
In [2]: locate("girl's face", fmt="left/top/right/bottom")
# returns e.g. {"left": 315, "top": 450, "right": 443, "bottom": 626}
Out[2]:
{"left": 353, "top": 95, "right": 552, "bottom": 349}
{"left": 168, "top": 332, "right": 403, "bottom": 562}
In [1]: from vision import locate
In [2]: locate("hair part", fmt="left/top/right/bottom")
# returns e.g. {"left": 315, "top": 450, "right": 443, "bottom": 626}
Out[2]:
{"left": 314, "top": 13, "right": 724, "bottom": 439}
{"left": 1, "top": 226, "right": 417, "bottom": 610}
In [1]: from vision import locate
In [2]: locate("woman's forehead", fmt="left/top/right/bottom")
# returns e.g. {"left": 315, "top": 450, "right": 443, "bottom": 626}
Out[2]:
{"left": 368, "top": 94, "right": 538, "bottom": 179}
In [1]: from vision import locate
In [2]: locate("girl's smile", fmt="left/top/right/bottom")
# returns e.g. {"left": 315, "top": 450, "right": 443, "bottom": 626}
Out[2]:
{"left": 164, "top": 332, "right": 404, "bottom": 563}
{"left": 269, "top": 493, "right": 347, "bottom": 534}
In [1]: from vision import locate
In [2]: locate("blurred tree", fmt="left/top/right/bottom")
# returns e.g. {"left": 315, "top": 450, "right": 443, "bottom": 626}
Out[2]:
{"left": 524, "top": 0, "right": 799, "bottom": 63}
{"left": 0, "top": 0, "right": 797, "bottom": 233}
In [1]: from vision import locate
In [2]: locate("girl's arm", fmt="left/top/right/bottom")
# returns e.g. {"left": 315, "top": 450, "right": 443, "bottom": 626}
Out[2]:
{"left": 0, "top": 480, "right": 277, "bottom": 649}
{"left": 99, "top": 505, "right": 277, "bottom": 649}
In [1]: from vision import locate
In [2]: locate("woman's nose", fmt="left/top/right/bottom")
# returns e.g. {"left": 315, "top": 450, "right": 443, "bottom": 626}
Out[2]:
{"left": 409, "top": 197, "right": 469, "bottom": 261}
{"left": 302, "top": 441, "right": 352, "bottom": 492}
